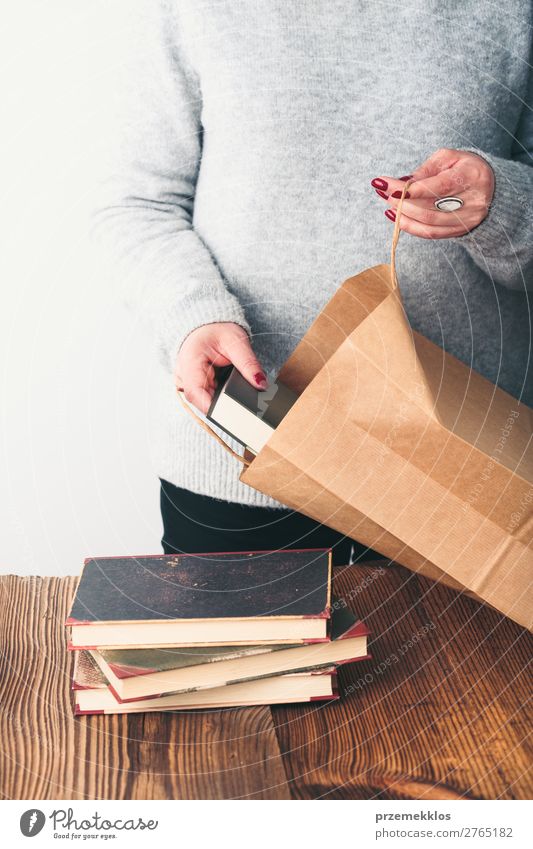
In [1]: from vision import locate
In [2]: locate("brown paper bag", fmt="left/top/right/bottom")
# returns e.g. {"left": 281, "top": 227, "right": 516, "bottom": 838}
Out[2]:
{"left": 180, "top": 186, "right": 533, "bottom": 630}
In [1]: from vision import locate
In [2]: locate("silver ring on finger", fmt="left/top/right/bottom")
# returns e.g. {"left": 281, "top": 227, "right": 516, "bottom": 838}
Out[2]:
{"left": 434, "top": 196, "right": 464, "bottom": 212}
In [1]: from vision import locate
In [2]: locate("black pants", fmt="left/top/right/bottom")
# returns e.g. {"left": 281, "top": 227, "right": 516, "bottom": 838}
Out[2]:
{"left": 160, "top": 479, "right": 378, "bottom": 566}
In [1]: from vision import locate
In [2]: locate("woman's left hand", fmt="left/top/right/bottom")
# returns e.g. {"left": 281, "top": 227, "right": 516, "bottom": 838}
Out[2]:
{"left": 371, "top": 148, "right": 495, "bottom": 239}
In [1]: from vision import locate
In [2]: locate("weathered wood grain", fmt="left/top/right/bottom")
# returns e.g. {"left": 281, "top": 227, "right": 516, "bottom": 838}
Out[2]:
{"left": 0, "top": 575, "right": 290, "bottom": 800}
{"left": 271, "top": 562, "right": 533, "bottom": 799}
{"left": 1, "top": 565, "right": 531, "bottom": 800}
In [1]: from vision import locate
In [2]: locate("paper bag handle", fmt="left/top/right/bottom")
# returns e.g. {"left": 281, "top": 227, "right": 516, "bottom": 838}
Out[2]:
{"left": 390, "top": 179, "right": 414, "bottom": 292}
{"left": 177, "top": 179, "right": 413, "bottom": 459}
{"left": 176, "top": 390, "right": 251, "bottom": 466}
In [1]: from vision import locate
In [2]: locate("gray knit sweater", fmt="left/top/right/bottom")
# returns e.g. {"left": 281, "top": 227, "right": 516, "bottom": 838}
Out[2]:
{"left": 93, "top": 0, "right": 533, "bottom": 509}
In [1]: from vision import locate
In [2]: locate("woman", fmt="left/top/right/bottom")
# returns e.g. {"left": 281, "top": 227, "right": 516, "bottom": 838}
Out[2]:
{"left": 93, "top": 1, "right": 532, "bottom": 564}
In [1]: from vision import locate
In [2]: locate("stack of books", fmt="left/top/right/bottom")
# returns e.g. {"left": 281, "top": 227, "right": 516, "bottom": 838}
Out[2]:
{"left": 65, "top": 549, "right": 370, "bottom": 715}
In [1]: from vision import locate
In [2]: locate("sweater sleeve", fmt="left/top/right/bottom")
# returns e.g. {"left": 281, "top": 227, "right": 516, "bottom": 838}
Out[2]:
{"left": 454, "top": 59, "right": 533, "bottom": 292}
{"left": 90, "top": 0, "right": 251, "bottom": 374}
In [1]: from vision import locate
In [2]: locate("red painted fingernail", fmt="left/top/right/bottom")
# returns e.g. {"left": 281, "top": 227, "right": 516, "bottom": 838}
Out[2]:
{"left": 399, "top": 175, "right": 413, "bottom": 182}
{"left": 384, "top": 209, "right": 396, "bottom": 222}
{"left": 371, "top": 178, "right": 388, "bottom": 191}
{"left": 254, "top": 372, "right": 268, "bottom": 387}
{"left": 391, "top": 190, "right": 410, "bottom": 199}
{"left": 375, "top": 189, "right": 389, "bottom": 199}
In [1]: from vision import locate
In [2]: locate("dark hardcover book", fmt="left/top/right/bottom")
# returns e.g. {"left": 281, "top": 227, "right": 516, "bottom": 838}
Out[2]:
{"left": 88, "top": 603, "right": 370, "bottom": 702}
{"left": 206, "top": 366, "right": 298, "bottom": 454}
{"left": 66, "top": 549, "right": 332, "bottom": 648}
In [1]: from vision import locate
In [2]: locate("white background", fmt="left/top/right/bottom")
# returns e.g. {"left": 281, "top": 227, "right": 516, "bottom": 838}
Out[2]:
{"left": 1, "top": 1, "right": 163, "bottom": 576}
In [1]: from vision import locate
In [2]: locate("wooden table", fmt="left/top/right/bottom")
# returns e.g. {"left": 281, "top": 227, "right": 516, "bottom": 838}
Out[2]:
{"left": 0, "top": 562, "right": 531, "bottom": 800}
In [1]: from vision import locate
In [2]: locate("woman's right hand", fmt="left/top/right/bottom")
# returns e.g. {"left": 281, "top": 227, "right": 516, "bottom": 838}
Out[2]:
{"left": 175, "top": 322, "right": 268, "bottom": 414}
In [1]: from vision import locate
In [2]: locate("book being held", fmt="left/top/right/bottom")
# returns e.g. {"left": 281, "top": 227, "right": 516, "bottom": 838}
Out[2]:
{"left": 66, "top": 550, "right": 332, "bottom": 648}
{"left": 207, "top": 366, "right": 298, "bottom": 454}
